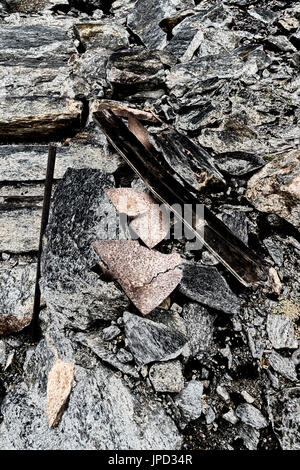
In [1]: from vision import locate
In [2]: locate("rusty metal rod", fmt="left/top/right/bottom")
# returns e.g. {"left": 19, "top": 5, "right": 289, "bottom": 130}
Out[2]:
{"left": 31, "top": 144, "right": 57, "bottom": 341}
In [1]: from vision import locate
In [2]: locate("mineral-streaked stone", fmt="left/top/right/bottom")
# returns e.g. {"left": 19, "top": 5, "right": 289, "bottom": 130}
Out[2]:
{"left": 149, "top": 360, "right": 184, "bottom": 393}
{"left": 0, "top": 142, "right": 119, "bottom": 183}
{"left": 107, "top": 48, "right": 166, "bottom": 99}
{"left": 268, "top": 351, "right": 298, "bottom": 381}
{"left": 235, "top": 404, "right": 268, "bottom": 429}
{"left": 220, "top": 210, "right": 249, "bottom": 246}
{"left": 182, "top": 303, "right": 215, "bottom": 357}
{"left": 0, "top": 261, "right": 36, "bottom": 335}
{"left": 0, "top": 97, "right": 82, "bottom": 141}
{"left": 267, "top": 314, "right": 298, "bottom": 350}
{"left": 74, "top": 332, "right": 139, "bottom": 378}
{"left": 179, "top": 264, "right": 241, "bottom": 314}
{"left": 127, "top": 0, "right": 195, "bottom": 50}
{"left": 0, "top": 25, "right": 74, "bottom": 67}
{"left": 123, "top": 311, "right": 187, "bottom": 366}
{"left": 166, "top": 53, "right": 246, "bottom": 98}
{"left": 46, "top": 358, "right": 75, "bottom": 428}
{"left": 175, "top": 380, "right": 203, "bottom": 425}
{"left": 0, "top": 209, "right": 41, "bottom": 253}
{"left": 74, "top": 22, "right": 129, "bottom": 50}
{"left": 246, "top": 150, "right": 300, "bottom": 230}
{"left": 93, "top": 240, "right": 182, "bottom": 315}
{"left": 40, "top": 168, "right": 130, "bottom": 331}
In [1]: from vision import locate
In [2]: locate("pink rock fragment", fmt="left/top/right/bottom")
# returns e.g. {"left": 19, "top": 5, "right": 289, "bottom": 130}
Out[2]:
{"left": 46, "top": 358, "right": 75, "bottom": 428}
{"left": 93, "top": 240, "right": 182, "bottom": 315}
{"left": 105, "top": 188, "right": 169, "bottom": 248}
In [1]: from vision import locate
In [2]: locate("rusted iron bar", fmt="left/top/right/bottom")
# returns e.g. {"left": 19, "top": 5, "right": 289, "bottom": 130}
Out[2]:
{"left": 31, "top": 144, "right": 57, "bottom": 341}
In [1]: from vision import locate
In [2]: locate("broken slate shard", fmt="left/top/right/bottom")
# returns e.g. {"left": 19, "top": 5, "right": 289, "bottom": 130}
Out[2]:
{"left": 46, "top": 358, "right": 75, "bottom": 428}
{"left": 235, "top": 404, "right": 268, "bottom": 429}
{"left": 267, "top": 351, "right": 298, "bottom": 382}
{"left": 123, "top": 311, "right": 187, "bottom": 366}
{"left": 74, "top": 21, "right": 129, "bottom": 51}
{"left": 182, "top": 303, "right": 215, "bottom": 356}
{"left": 107, "top": 48, "right": 165, "bottom": 99}
{"left": 105, "top": 188, "right": 169, "bottom": 248}
{"left": 150, "top": 128, "right": 225, "bottom": 193}
{"left": 93, "top": 241, "right": 182, "bottom": 315}
{"left": 127, "top": 0, "right": 195, "bottom": 50}
{"left": 175, "top": 380, "right": 203, "bottom": 426}
{"left": 179, "top": 264, "right": 241, "bottom": 314}
{"left": 215, "top": 151, "right": 265, "bottom": 176}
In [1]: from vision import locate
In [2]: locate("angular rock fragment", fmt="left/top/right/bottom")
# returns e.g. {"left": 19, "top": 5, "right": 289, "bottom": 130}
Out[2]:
{"left": 267, "top": 351, "right": 298, "bottom": 381}
{"left": 220, "top": 210, "right": 249, "bottom": 246}
{"left": 247, "top": 7, "right": 277, "bottom": 24}
{"left": 74, "top": 332, "right": 139, "bottom": 378}
{"left": 179, "top": 264, "right": 241, "bottom": 314}
{"left": 0, "top": 97, "right": 82, "bottom": 141}
{"left": 105, "top": 188, "right": 169, "bottom": 248}
{"left": 127, "top": 0, "right": 195, "bottom": 50}
{"left": 182, "top": 303, "right": 215, "bottom": 357}
{"left": 74, "top": 22, "right": 129, "bottom": 50}
{"left": 107, "top": 48, "right": 166, "bottom": 99}
{"left": 235, "top": 404, "right": 268, "bottom": 429}
{"left": 149, "top": 360, "right": 184, "bottom": 393}
{"left": 166, "top": 53, "right": 246, "bottom": 98}
{"left": 93, "top": 240, "right": 182, "bottom": 315}
{"left": 246, "top": 150, "right": 300, "bottom": 230}
{"left": 41, "top": 169, "right": 130, "bottom": 331}
{"left": 46, "top": 358, "right": 75, "bottom": 428}
{"left": 123, "top": 312, "right": 187, "bottom": 366}
{"left": 175, "top": 380, "right": 203, "bottom": 425}
{"left": 150, "top": 129, "right": 225, "bottom": 192}
{"left": 267, "top": 314, "right": 298, "bottom": 350}
{"left": 0, "top": 261, "right": 36, "bottom": 335}
{"left": 215, "top": 151, "right": 265, "bottom": 176}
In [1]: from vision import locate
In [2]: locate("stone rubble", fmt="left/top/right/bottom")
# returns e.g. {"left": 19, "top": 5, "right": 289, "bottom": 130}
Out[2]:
{"left": 0, "top": 0, "right": 299, "bottom": 451}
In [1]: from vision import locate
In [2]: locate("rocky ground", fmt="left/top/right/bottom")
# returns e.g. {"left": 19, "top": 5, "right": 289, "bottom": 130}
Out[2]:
{"left": 0, "top": 0, "right": 299, "bottom": 450}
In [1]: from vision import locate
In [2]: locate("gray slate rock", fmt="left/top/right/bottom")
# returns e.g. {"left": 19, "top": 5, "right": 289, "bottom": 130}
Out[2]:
{"left": 182, "top": 303, "right": 215, "bottom": 356}
{"left": 215, "top": 151, "right": 265, "bottom": 176}
{"left": 127, "top": 0, "right": 195, "bottom": 50}
{"left": 235, "top": 404, "right": 268, "bottom": 429}
{"left": 220, "top": 210, "right": 249, "bottom": 246}
{"left": 175, "top": 380, "right": 203, "bottom": 426}
{"left": 179, "top": 264, "right": 241, "bottom": 314}
{"left": 107, "top": 47, "right": 166, "bottom": 99}
{"left": 74, "top": 332, "right": 139, "bottom": 378}
{"left": 102, "top": 325, "right": 121, "bottom": 341}
{"left": 267, "top": 314, "right": 298, "bottom": 350}
{"left": 268, "top": 351, "right": 298, "bottom": 381}
{"left": 40, "top": 168, "right": 129, "bottom": 331}
{"left": 123, "top": 312, "right": 187, "bottom": 366}
{"left": 149, "top": 360, "right": 184, "bottom": 393}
